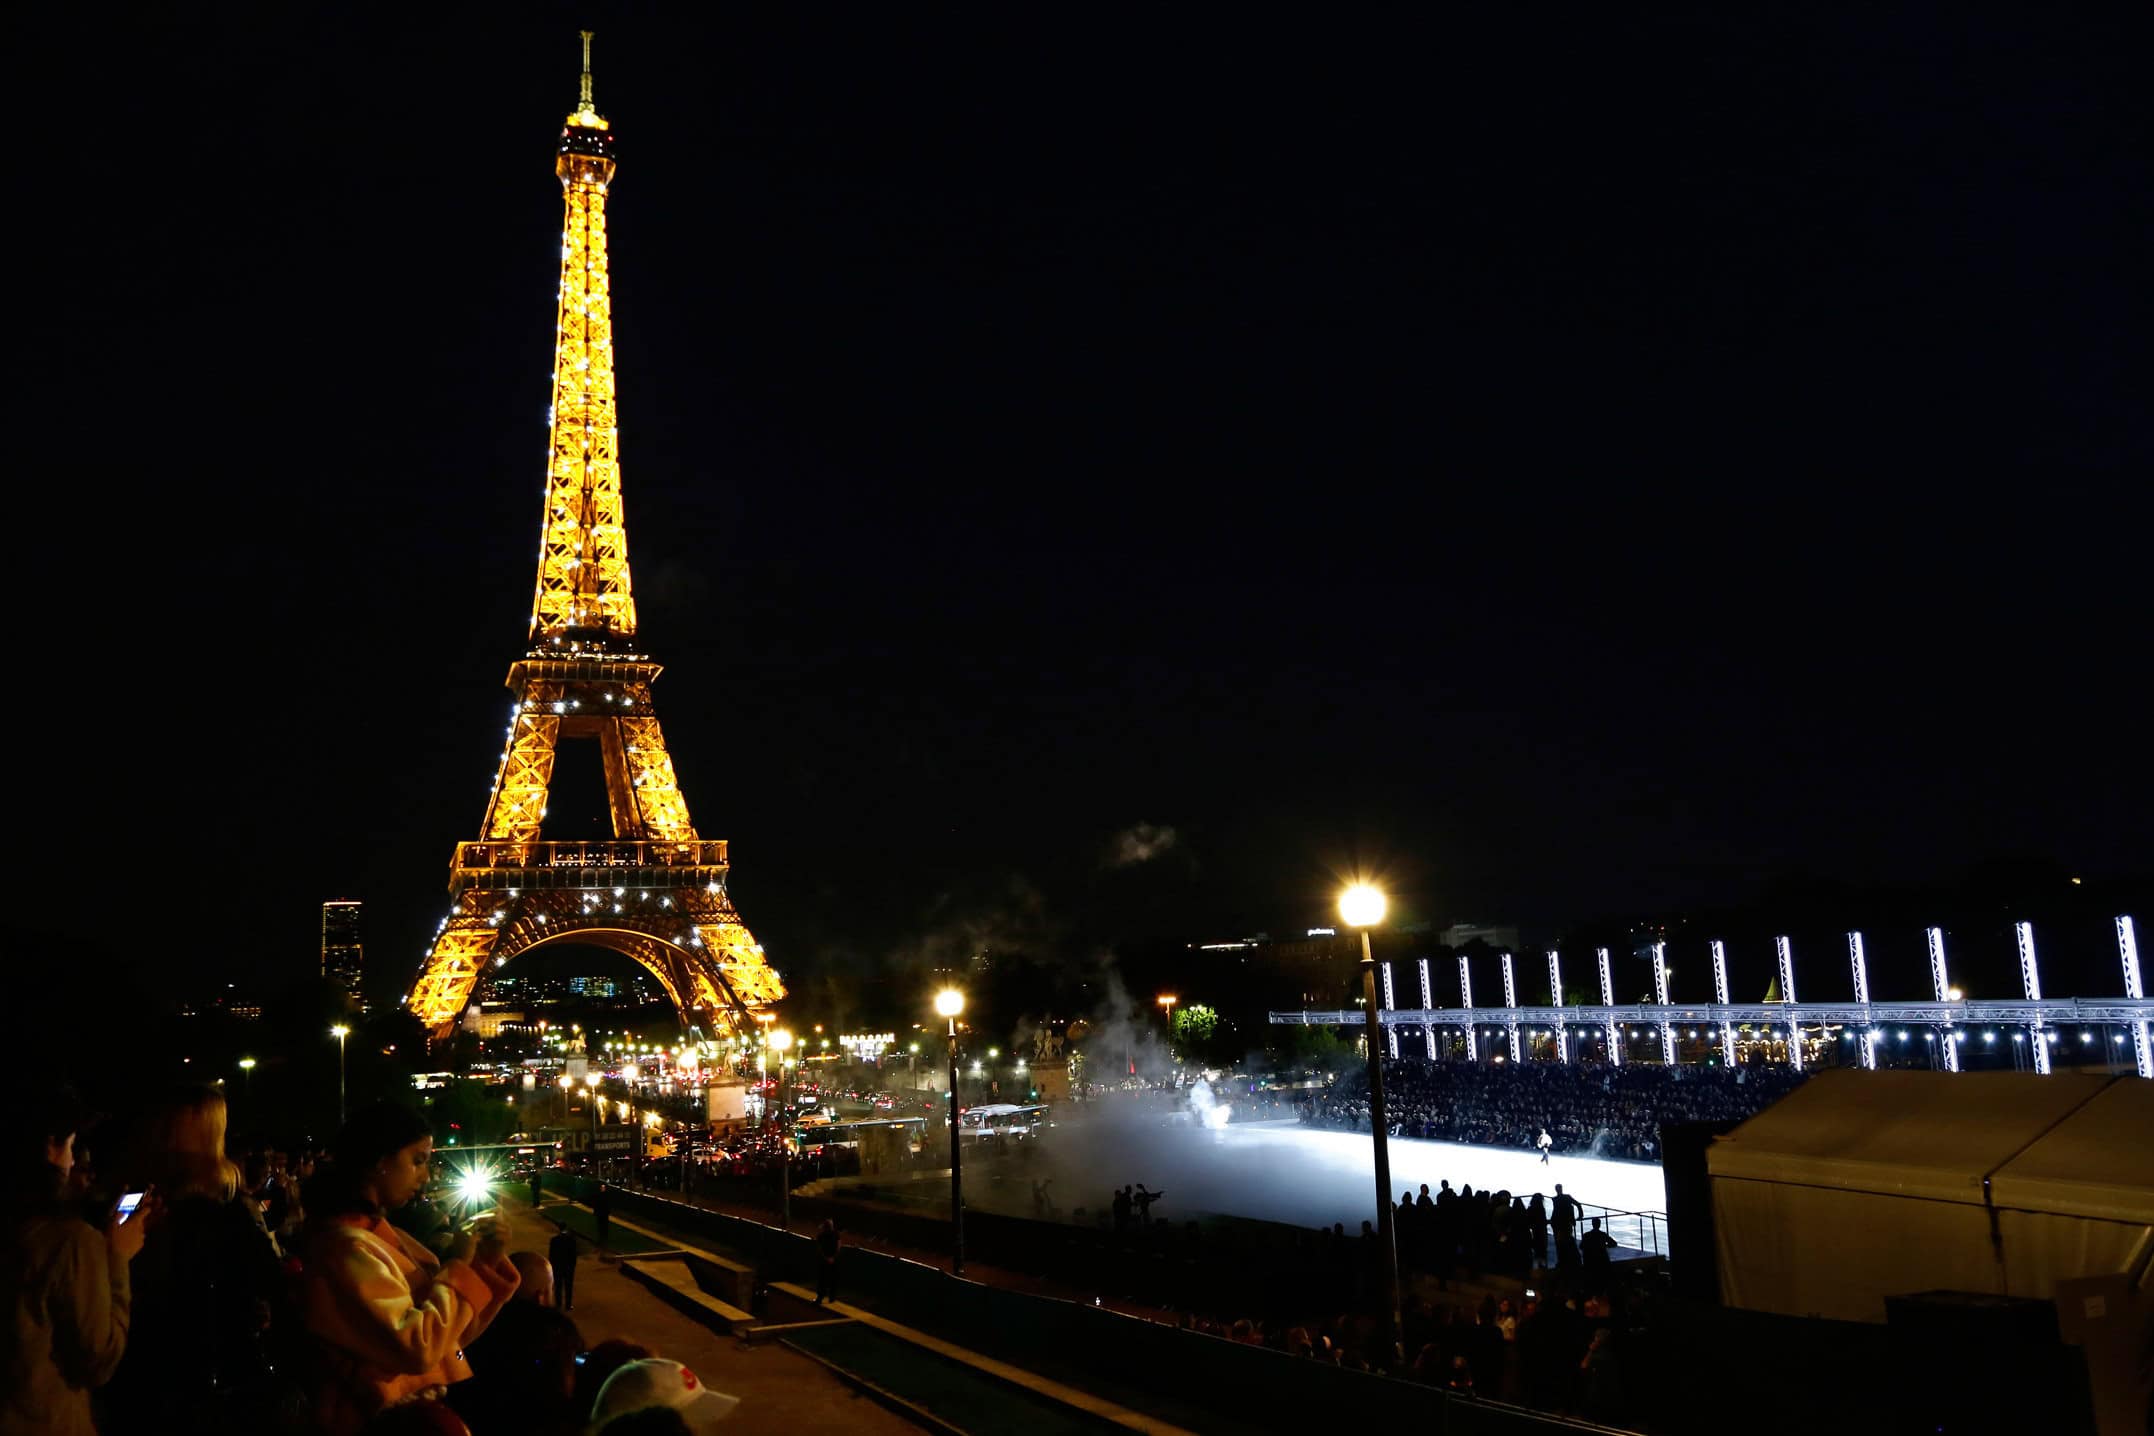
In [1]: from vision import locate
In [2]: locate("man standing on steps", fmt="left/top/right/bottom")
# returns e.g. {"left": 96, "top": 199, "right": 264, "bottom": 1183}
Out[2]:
{"left": 592, "top": 1182, "right": 613, "bottom": 1250}
{"left": 549, "top": 1220, "right": 580, "bottom": 1311}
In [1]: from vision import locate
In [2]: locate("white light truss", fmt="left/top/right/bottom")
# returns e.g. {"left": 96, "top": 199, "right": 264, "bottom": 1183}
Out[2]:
{"left": 1651, "top": 941, "right": 1676, "bottom": 1064}
{"left": 1380, "top": 962, "right": 1399, "bottom": 1058}
{"left": 1775, "top": 935, "right": 1802, "bottom": 1071}
{"left": 1502, "top": 952, "right": 1522, "bottom": 1063}
{"left": 2017, "top": 921, "right": 2051, "bottom": 1075}
{"left": 1548, "top": 950, "right": 1569, "bottom": 1062}
{"left": 2119, "top": 916, "right": 2152, "bottom": 1080}
{"left": 1459, "top": 954, "right": 1478, "bottom": 1061}
{"left": 1926, "top": 927, "right": 1960, "bottom": 1072}
{"left": 1418, "top": 958, "right": 1435, "bottom": 1057}
{"left": 1598, "top": 946, "right": 1621, "bottom": 1067}
{"left": 1711, "top": 939, "right": 1737, "bottom": 1067}
{"left": 1849, "top": 931, "right": 1875, "bottom": 1069}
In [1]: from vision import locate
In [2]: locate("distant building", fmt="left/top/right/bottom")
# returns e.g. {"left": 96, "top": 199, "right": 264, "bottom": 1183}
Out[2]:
{"left": 1441, "top": 922, "right": 1520, "bottom": 952}
{"left": 178, "top": 983, "right": 264, "bottom": 1021}
{"left": 568, "top": 975, "right": 618, "bottom": 999}
{"left": 322, "top": 900, "right": 364, "bottom": 1009}
{"left": 465, "top": 1006, "right": 528, "bottom": 1039}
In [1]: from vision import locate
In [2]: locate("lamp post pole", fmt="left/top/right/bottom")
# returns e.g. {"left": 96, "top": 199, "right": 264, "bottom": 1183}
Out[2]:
{"left": 935, "top": 988, "right": 967, "bottom": 1277}
{"left": 331, "top": 1026, "right": 350, "bottom": 1127}
{"left": 1343, "top": 885, "right": 1402, "bottom": 1365}
{"left": 770, "top": 1031, "right": 794, "bottom": 1229}
{"left": 948, "top": 1017, "right": 964, "bottom": 1275}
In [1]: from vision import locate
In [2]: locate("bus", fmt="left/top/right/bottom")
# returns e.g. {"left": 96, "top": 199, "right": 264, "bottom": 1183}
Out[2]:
{"left": 957, "top": 1103, "right": 1050, "bottom": 1142}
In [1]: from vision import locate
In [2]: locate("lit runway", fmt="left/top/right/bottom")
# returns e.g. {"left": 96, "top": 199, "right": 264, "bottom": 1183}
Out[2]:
{"left": 980, "top": 1115, "right": 1670, "bottom": 1249}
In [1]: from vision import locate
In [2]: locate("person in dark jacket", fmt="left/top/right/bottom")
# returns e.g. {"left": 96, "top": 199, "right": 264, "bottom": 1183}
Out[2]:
{"left": 814, "top": 1220, "right": 840, "bottom": 1303}
{"left": 547, "top": 1221, "right": 579, "bottom": 1312}
{"left": 102, "top": 1084, "right": 294, "bottom": 1433}
{"left": 591, "top": 1184, "right": 612, "bottom": 1249}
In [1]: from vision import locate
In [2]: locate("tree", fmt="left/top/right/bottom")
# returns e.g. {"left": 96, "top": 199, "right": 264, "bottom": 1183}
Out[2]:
{"left": 1170, "top": 1004, "right": 1219, "bottom": 1061}
{"left": 1275, "top": 1023, "right": 1354, "bottom": 1074}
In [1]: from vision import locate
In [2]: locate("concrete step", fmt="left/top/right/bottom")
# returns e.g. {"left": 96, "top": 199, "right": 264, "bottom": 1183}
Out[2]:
{"left": 620, "top": 1256, "right": 758, "bottom": 1336}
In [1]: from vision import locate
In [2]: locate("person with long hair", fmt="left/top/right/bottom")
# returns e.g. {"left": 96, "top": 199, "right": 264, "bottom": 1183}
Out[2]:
{"left": 2, "top": 1085, "right": 148, "bottom": 1436}
{"left": 298, "top": 1102, "right": 518, "bottom": 1433}
{"left": 102, "top": 1083, "right": 293, "bottom": 1432}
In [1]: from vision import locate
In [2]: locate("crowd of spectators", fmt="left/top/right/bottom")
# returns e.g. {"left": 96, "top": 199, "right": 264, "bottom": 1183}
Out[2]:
{"left": 1301, "top": 1056, "right": 1807, "bottom": 1160}
{"left": 4, "top": 1082, "right": 744, "bottom": 1435}
{"left": 1163, "top": 1169, "right": 1649, "bottom": 1425}
{"left": 1172, "top": 1282, "right": 1636, "bottom": 1424}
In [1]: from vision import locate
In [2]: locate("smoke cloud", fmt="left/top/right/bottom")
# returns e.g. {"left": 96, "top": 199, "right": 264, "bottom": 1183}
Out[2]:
{"left": 1106, "top": 821, "right": 1179, "bottom": 868}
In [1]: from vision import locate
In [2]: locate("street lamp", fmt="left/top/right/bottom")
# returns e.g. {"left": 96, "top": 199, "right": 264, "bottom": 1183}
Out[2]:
{"left": 1339, "top": 881, "right": 1401, "bottom": 1362}
{"left": 238, "top": 1057, "right": 256, "bottom": 1102}
{"left": 770, "top": 1030, "right": 794, "bottom": 1228}
{"left": 330, "top": 1026, "right": 350, "bottom": 1126}
{"left": 935, "top": 988, "right": 967, "bottom": 1275}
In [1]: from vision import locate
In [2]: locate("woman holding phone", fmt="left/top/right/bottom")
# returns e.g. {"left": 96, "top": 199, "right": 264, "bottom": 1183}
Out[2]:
{"left": 298, "top": 1101, "right": 519, "bottom": 1433}
{"left": 1, "top": 1086, "right": 149, "bottom": 1436}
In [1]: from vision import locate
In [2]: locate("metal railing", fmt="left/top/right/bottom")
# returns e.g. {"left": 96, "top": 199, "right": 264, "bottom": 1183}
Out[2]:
{"left": 451, "top": 839, "right": 730, "bottom": 893}
{"left": 455, "top": 839, "right": 727, "bottom": 870}
{"left": 1577, "top": 1202, "right": 1666, "bottom": 1257}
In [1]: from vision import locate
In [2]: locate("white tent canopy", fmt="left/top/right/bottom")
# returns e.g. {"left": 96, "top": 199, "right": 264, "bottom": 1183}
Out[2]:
{"left": 1709, "top": 1069, "right": 2154, "bottom": 1321}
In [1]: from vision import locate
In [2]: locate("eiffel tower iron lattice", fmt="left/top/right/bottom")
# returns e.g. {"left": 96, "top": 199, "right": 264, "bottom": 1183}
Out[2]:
{"left": 405, "top": 35, "right": 785, "bottom": 1040}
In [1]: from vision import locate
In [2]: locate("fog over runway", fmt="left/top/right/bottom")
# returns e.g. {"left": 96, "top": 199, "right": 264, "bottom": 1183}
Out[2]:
{"left": 968, "top": 1111, "right": 1670, "bottom": 1248}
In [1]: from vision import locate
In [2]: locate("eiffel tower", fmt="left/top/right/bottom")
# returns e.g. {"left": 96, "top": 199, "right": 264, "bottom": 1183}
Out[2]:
{"left": 405, "top": 34, "right": 785, "bottom": 1041}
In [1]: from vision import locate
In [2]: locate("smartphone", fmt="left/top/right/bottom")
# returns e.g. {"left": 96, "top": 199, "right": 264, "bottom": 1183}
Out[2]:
{"left": 116, "top": 1192, "right": 147, "bottom": 1224}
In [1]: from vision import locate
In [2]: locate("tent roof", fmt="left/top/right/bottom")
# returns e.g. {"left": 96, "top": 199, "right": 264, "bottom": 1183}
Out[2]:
{"left": 1989, "top": 1076, "right": 2154, "bottom": 1225}
{"left": 1706, "top": 1069, "right": 2131, "bottom": 1210}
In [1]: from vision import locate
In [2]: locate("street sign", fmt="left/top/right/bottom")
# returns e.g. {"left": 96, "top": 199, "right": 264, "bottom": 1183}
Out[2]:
{"left": 590, "top": 1125, "right": 635, "bottom": 1154}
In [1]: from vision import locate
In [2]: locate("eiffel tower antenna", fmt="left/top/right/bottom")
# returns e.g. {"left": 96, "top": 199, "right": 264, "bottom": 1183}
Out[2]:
{"left": 404, "top": 44, "right": 785, "bottom": 1044}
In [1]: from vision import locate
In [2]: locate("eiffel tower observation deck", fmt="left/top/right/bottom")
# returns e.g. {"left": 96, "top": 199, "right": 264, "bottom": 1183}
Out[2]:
{"left": 404, "top": 35, "right": 785, "bottom": 1042}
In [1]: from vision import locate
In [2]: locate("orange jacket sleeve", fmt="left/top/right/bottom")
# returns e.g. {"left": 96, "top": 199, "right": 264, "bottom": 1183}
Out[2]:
{"left": 312, "top": 1226, "right": 492, "bottom": 1378}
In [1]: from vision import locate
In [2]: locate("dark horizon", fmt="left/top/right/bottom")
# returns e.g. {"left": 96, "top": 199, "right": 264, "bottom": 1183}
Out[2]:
{"left": 18, "top": 9, "right": 2149, "bottom": 1022}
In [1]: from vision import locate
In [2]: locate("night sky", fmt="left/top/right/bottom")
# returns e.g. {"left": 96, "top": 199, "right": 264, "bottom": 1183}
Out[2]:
{"left": 20, "top": 7, "right": 2149, "bottom": 1016}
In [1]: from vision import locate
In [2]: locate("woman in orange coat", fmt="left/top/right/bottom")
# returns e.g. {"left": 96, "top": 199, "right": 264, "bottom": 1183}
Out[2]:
{"left": 298, "top": 1102, "right": 519, "bottom": 1433}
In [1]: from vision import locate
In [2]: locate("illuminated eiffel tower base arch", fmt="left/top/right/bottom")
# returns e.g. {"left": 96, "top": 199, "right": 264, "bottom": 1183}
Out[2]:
{"left": 405, "top": 35, "right": 784, "bottom": 1040}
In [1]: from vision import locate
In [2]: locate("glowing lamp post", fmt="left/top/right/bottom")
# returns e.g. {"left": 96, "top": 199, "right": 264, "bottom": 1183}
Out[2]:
{"left": 330, "top": 1026, "right": 350, "bottom": 1126}
{"left": 238, "top": 1057, "right": 256, "bottom": 1103}
{"left": 936, "top": 988, "right": 967, "bottom": 1275}
{"left": 1340, "top": 882, "right": 1402, "bottom": 1362}
{"left": 769, "top": 1029, "right": 794, "bottom": 1228}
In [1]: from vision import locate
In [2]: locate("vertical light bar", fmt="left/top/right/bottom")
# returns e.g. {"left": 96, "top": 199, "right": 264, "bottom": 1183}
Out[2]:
{"left": 1418, "top": 957, "right": 1435, "bottom": 1060}
{"left": 1927, "top": 926, "right": 1960, "bottom": 1073}
{"left": 2118, "top": 916, "right": 2152, "bottom": 1081}
{"left": 1502, "top": 952, "right": 1522, "bottom": 1062}
{"left": 1380, "top": 962, "right": 1399, "bottom": 1058}
{"left": 1651, "top": 941, "right": 1676, "bottom": 1064}
{"left": 1598, "top": 946, "right": 1622, "bottom": 1067}
{"left": 1711, "top": 939, "right": 1737, "bottom": 1068}
{"left": 1775, "top": 935, "right": 1803, "bottom": 1071}
{"left": 2015, "top": 921, "right": 2051, "bottom": 1074}
{"left": 1548, "top": 950, "right": 1569, "bottom": 1063}
{"left": 1848, "top": 931, "right": 1875, "bottom": 1069}
{"left": 1459, "top": 954, "right": 1478, "bottom": 1061}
